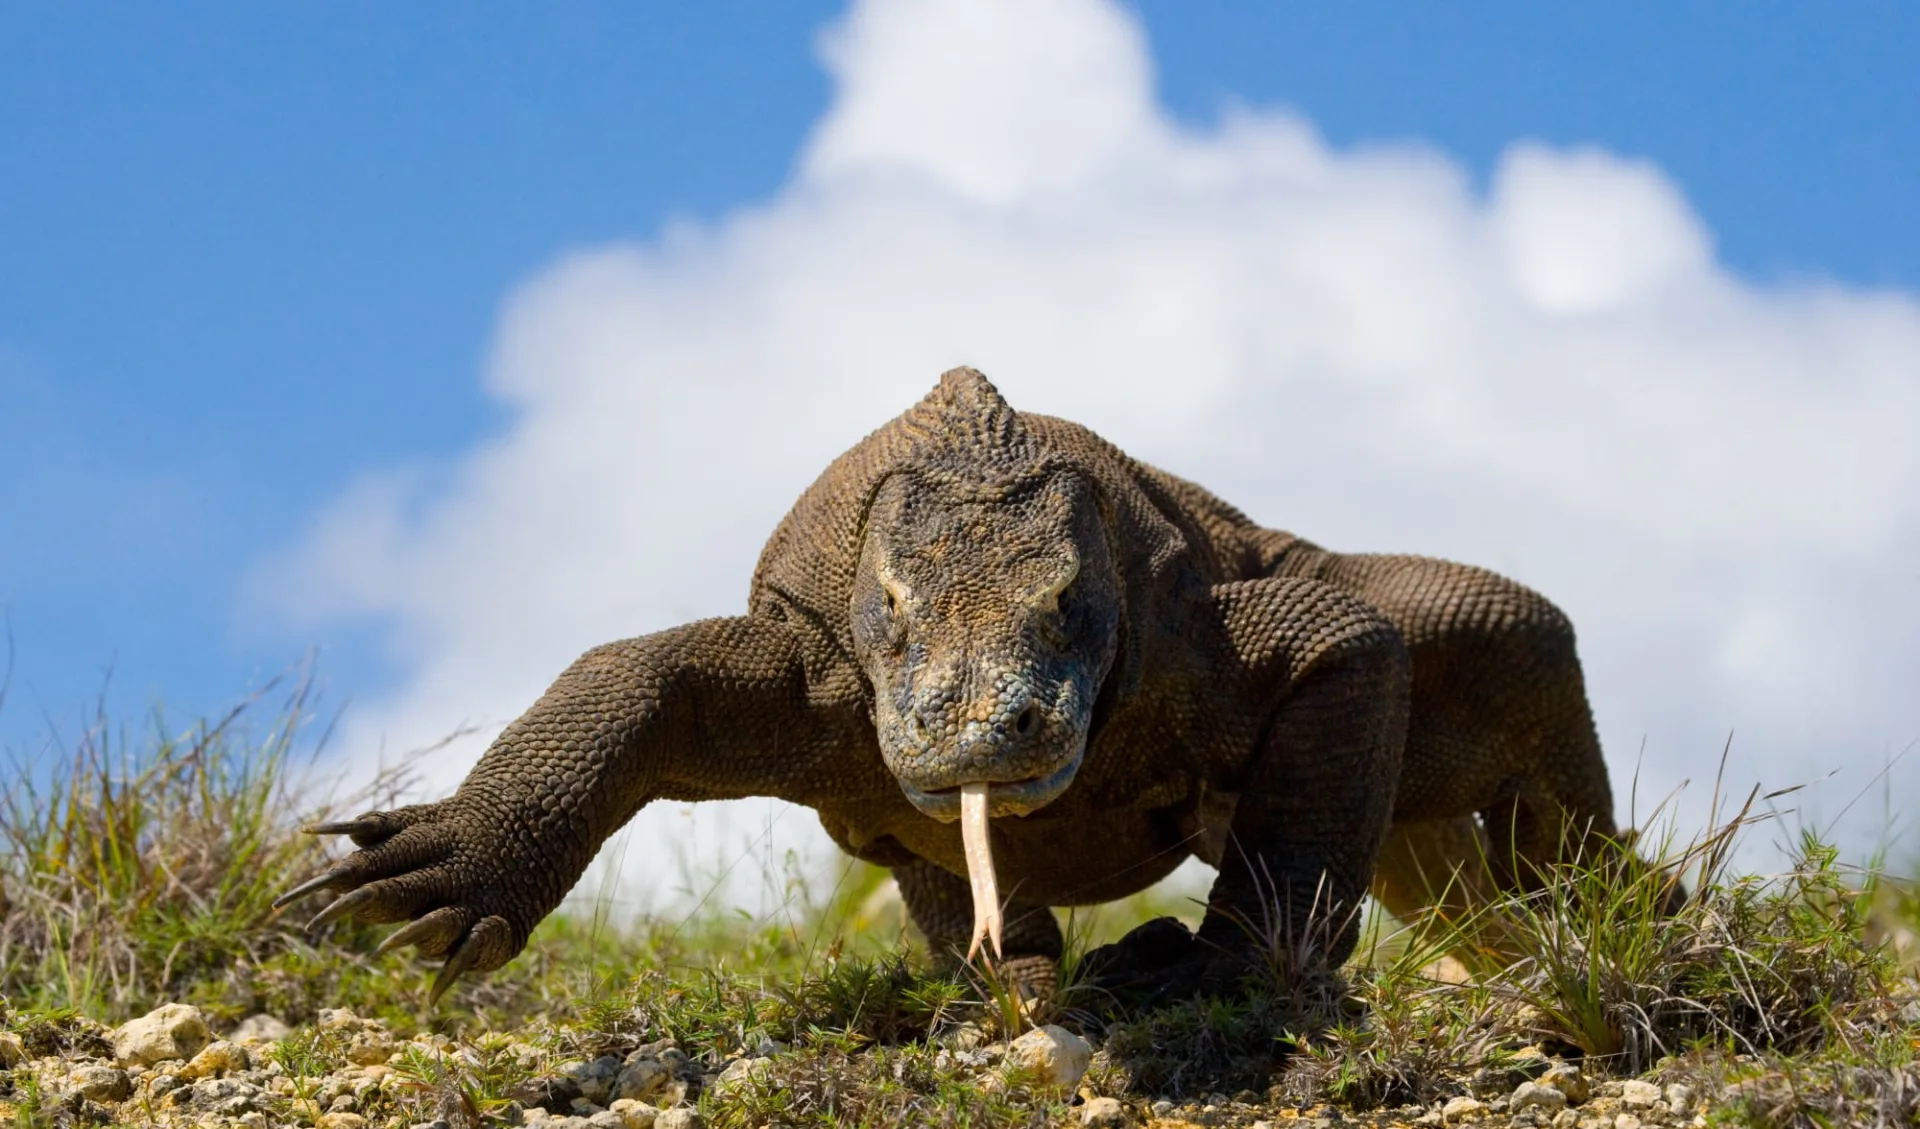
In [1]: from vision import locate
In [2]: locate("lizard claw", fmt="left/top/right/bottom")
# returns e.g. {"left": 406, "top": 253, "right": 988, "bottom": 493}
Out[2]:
{"left": 305, "top": 811, "right": 411, "bottom": 848}
{"left": 429, "top": 939, "right": 478, "bottom": 1007}
{"left": 306, "top": 887, "right": 373, "bottom": 933}
{"left": 376, "top": 907, "right": 471, "bottom": 958}
{"left": 305, "top": 818, "right": 380, "bottom": 835}
{"left": 273, "top": 868, "right": 348, "bottom": 910}
{"left": 427, "top": 915, "right": 517, "bottom": 1006}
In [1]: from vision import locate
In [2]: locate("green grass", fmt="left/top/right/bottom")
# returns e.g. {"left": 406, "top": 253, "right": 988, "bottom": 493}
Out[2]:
{"left": 1, "top": 682, "right": 1916, "bottom": 1127}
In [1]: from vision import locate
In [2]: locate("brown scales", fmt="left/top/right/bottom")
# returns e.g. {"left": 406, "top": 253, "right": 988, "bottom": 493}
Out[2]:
{"left": 278, "top": 367, "right": 1652, "bottom": 1004}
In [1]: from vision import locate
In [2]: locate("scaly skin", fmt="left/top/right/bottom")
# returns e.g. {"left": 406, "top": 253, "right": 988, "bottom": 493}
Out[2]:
{"left": 278, "top": 367, "right": 1634, "bottom": 1003}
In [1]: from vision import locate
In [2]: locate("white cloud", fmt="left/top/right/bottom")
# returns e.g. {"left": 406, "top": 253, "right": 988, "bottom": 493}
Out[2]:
{"left": 258, "top": 0, "right": 1920, "bottom": 915}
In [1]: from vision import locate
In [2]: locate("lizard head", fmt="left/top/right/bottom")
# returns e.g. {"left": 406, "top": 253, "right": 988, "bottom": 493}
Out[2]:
{"left": 852, "top": 459, "right": 1121, "bottom": 823}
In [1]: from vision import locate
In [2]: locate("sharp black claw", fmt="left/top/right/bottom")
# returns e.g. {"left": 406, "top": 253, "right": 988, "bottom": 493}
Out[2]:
{"left": 306, "top": 887, "right": 373, "bottom": 932}
{"left": 273, "top": 869, "right": 344, "bottom": 910}
{"left": 428, "top": 942, "right": 478, "bottom": 1007}
{"left": 376, "top": 915, "right": 441, "bottom": 957}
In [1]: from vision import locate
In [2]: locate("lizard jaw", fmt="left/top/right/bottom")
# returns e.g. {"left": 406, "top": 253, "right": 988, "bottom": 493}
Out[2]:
{"left": 896, "top": 756, "right": 1082, "bottom": 822}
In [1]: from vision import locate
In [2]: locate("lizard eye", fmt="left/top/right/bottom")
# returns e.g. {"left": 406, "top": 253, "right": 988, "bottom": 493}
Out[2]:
{"left": 878, "top": 585, "right": 907, "bottom": 645}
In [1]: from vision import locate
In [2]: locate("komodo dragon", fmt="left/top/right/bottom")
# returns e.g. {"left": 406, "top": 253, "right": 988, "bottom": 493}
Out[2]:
{"left": 278, "top": 367, "right": 1635, "bottom": 1003}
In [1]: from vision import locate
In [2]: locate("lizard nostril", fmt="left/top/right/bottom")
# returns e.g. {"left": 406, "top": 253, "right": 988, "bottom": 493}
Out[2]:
{"left": 1014, "top": 704, "right": 1041, "bottom": 738}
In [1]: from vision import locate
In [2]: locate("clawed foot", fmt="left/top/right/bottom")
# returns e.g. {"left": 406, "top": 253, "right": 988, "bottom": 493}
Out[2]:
{"left": 273, "top": 801, "right": 544, "bottom": 1004}
{"left": 1076, "top": 916, "right": 1262, "bottom": 1008}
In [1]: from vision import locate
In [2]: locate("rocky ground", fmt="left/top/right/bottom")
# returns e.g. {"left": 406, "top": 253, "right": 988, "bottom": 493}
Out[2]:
{"left": 0, "top": 996, "right": 1804, "bottom": 1129}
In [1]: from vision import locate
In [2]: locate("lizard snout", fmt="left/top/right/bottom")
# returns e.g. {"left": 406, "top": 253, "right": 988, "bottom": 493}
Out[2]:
{"left": 884, "top": 669, "right": 1089, "bottom": 820}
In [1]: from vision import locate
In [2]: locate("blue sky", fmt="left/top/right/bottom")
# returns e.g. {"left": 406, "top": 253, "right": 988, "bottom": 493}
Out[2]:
{"left": 2, "top": 0, "right": 1916, "bottom": 847}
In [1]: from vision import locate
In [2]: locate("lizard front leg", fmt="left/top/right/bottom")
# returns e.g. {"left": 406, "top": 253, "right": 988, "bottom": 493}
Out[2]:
{"left": 892, "top": 857, "right": 1062, "bottom": 1005}
{"left": 275, "top": 615, "right": 854, "bottom": 1001}
{"left": 1180, "top": 578, "right": 1410, "bottom": 994}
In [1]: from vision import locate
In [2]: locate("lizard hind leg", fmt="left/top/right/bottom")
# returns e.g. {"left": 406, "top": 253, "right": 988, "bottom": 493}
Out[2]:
{"left": 1370, "top": 816, "right": 1526, "bottom": 975}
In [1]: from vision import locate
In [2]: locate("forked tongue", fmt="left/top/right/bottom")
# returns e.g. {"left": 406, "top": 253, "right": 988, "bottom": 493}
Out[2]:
{"left": 960, "top": 782, "right": 1003, "bottom": 961}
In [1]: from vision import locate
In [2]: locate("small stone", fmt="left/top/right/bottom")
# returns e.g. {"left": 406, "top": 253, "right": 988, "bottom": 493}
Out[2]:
{"left": 1618, "top": 1080, "right": 1659, "bottom": 1108}
{"left": 1664, "top": 1084, "right": 1694, "bottom": 1113}
{"left": 180, "top": 1040, "right": 250, "bottom": 1080}
{"left": 0, "top": 1032, "right": 24, "bottom": 1068}
{"left": 1614, "top": 1116, "right": 1641, "bottom": 1129}
{"left": 185, "top": 1075, "right": 265, "bottom": 1115}
{"left": 1413, "top": 1111, "right": 1444, "bottom": 1127}
{"left": 589, "top": 1113, "right": 627, "bottom": 1129}
{"left": 1551, "top": 1112, "right": 1578, "bottom": 1129}
{"left": 614, "top": 1057, "right": 671, "bottom": 1103}
{"left": 710, "top": 1056, "right": 773, "bottom": 1097}
{"left": 1081, "top": 1095, "right": 1129, "bottom": 1127}
{"left": 344, "top": 1032, "right": 396, "bottom": 1066}
{"left": 1539, "top": 1064, "right": 1591, "bottom": 1105}
{"left": 753, "top": 1038, "right": 787, "bottom": 1057}
{"left": 113, "top": 1003, "right": 212, "bottom": 1066}
{"left": 1443, "top": 1095, "right": 1488, "bottom": 1122}
{"left": 70, "top": 1064, "right": 133, "bottom": 1102}
{"left": 580, "top": 1055, "right": 626, "bottom": 1104}
{"left": 1003, "top": 1025, "right": 1093, "bottom": 1089}
{"left": 228, "top": 1014, "right": 292, "bottom": 1045}
{"left": 1512, "top": 1081, "right": 1569, "bottom": 1114}
{"left": 317, "top": 1008, "right": 363, "bottom": 1031}
{"left": 655, "top": 1109, "right": 703, "bottom": 1129}
{"left": 1151, "top": 1100, "right": 1176, "bottom": 1117}
{"left": 609, "top": 1099, "right": 660, "bottom": 1129}
{"left": 318, "top": 1114, "right": 369, "bottom": 1129}
{"left": 408, "top": 1122, "right": 453, "bottom": 1129}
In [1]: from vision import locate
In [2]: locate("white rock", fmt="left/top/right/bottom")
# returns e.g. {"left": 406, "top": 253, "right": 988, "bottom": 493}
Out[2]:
{"left": 1614, "top": 1115, "right": 1641, "bottom": 1129}
{"left": 608, "top": 1099, "right": 660, "bottom": 1129}
{"left": 1081, "top": 1095, "right": 1130, "bottom": 1126}
{"left": 1619, "top": 1080, "right": 1660, "bottom": 1108}
{"left": 1003, "top": 1025, "right": 1092, "bottom": 1089}
{"left": 1512, "top": 1081, "right": 1569, "bottom": 1114}
{"left": 1664, "top": 1083, "right": 1694, "bottom": 1113}
{"left": 228, "top": 1014, "right": 292, "bottom": 1045}
{"left": 113, "top": 1003, "right": 212, "bottom": 1066}
{"left": 1539, "top": 1064, "right": 1591, "bottom": 1105}
{"left": 710, "top": 1056, "right": 773, "bottom": 1097}
{"left": 1443, "top": 1095, "right": 1488, "bottom": 1122}
{"left": 655, "top": 1109, "right": 703, "bottom": 1129}
{"left": 70, "top": 1064, "right": 133, "bottom": 1102}
{"left": 0, "top": 1032, "right": 26, "bottom": 1068}
{"left": 614, "top": 1058, "right": 671, "bottom": 1103}
{"left": 180, "top": 1040, "right": 250, "bottom": 1080}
